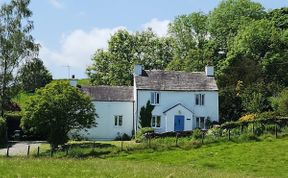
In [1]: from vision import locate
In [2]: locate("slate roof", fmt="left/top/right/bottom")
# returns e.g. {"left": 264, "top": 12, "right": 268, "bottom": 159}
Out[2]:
{"left": 81, "top": 86, "right": 134, "bottom": 102}
{"left": 135, "top": 70, "right": 218, "bottom": 91}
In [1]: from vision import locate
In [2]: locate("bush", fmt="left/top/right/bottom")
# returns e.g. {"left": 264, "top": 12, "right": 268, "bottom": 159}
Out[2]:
{"left": 192, "top": 128, "right": 202, "bottom": 140}
{"left": 115, "top": 133, "right": 131, "bottom": 141}
{"left": 135, "top": 127, "right": 154, "bottom": 142}
{"left": 0, "top": 117, "right": 7, "bottom": 146}
{"left": 207, "top": 126, "right": 222, "bottom": 138}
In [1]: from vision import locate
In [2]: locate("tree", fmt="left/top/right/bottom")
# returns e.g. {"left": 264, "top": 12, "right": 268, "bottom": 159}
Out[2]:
{"left": 168, "top": 12, "right": 212, "bottom": 72}
{"left": 21, "top": 81, "right": 97, "bottom": 149}
{"left": 208, "top": 0, "right": 265, "bottom": 54}
{"left": 87, "top": 29, "right": 173, "bottom": 86}
{"left": 19, "top": 58, "right": 52, "bottom": 92}
{"left": 0, "top": 0, "right": 38, "bottom": 116}
{"left": 271, "top": 89, "right": 288, "bottom": 116}
{"left": 139, "top": 101, "right": 155, "bottom": 128}
{"left": 86, "top": 49, "right": 111, "bottom": 85}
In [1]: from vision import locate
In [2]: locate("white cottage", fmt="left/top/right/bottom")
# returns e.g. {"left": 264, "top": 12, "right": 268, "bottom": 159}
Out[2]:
{"left": 79, "top": 66, "right": 219, "bottom": 140}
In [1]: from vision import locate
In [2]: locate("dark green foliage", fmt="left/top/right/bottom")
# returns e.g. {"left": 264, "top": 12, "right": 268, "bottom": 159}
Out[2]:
{"left": 21, "top": 81, "right": 97, "bottom": 149}
{"left": 219, "top": 86, "right": 243, "bottom": 122}
{"left": 4, "top": 111, "right": 22, "bottom": 139}
{"left": 208, "top": 0, "right": 265, "bottom": 52}
{"left": 271, "top": 89, "right": 288, "bottom": 116}
{"left": 114, "top": 133, "right": 131, "bottom": 141}
{"left": 136, "top": 127, "right": 154, "bottom": 141}
{"left": 19, "top": 58, "right": 52, "bottom": 93}
{"left": 139, "top": 101, "right": 155, "bottom": 128}
{"left": 0, "top": 117, "right": 7, "bottom": 145}
{"left": 192, "top": 128, "right": 202, "bottom": 140}
{"left": 267, "top": 7, "right": 288, "bottom": 30}
{"left": 87, "top": 29, "right": 173, "bottom": 86}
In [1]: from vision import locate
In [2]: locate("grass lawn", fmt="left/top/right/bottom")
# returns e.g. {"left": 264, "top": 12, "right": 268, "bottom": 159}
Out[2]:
{"left": 0, "top": 137, "right": 288, "bottom": 177}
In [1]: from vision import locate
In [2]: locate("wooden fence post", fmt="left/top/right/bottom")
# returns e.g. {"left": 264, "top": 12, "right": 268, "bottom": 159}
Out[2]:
{"left": 37, "top": 146, "right": 40, "bottom": 157}
{"left": 66, "top": 145, "right": 69, "bottom": 156}
{"left": 175, "top": 133, "right": 179, "bottom": 147}
{"left": 27, "top": 145, "right": 30, "bottom": 156}
{"left": 6, "top": 145, "right": 9, "bottom": 157}
{"left": 228, "top": 129, "right": 231, "bottom": 141}
{"left": 50, "top": 149, "right": 53, "bottom": 157}
{"left": 275, "top": 123, "right": 278, "bottom": 138}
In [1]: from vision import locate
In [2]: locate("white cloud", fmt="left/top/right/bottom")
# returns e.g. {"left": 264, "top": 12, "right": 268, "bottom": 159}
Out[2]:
{"left": 142, "top": 18, "right": 170, "bottom": 37}
{"left": 39, "top": 27, "right": 126, "bottom": 79}
{"left": 39, "top": 18, "right": 169, "bottom": 79}
{"left": 49, "top": 0, "right": 63, "bottom": 9}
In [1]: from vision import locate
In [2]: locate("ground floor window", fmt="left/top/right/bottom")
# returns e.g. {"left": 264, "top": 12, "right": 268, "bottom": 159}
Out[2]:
{"left": 151, "top": 115, "right": 161, "bottom": 128}
{"left": 196, "top": 117, "right": 205, "bottom": 129}
{"left": 114, "top": 115, "right": 123, "bottom": 126}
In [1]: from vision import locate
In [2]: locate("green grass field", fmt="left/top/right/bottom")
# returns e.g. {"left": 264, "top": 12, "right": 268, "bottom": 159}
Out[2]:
{"left": 0, "top": 137, "right": 288, "bottom": 178}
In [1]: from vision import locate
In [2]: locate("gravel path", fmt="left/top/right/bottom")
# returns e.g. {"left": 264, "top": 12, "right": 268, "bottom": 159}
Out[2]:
{"left": 0, "top": 141, "right": 46, "bottom": 156}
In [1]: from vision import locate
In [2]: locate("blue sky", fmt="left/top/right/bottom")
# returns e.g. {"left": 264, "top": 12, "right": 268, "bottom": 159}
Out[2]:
{"left": 3, "top": 0, "right": 288, "bottom": 79}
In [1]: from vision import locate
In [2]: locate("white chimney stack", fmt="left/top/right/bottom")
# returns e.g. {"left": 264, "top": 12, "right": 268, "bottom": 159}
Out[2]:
{"left": 70, "top": 75, "right": 77, "bottom": 87}
{"left": 134, "top": 64, "right": 142, "bottom": 76}
{"left": 205, "top": 66, "right": 214, "bottom": 76}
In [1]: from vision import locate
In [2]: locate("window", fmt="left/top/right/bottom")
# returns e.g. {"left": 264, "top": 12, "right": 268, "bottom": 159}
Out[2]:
{"left": 196, "top": 117, "right": 205, "bottom": 129}
{"left": 195, "top": 94, "right": 205, "bottom": 105}
{"left": 151, "top": 116, "right": 161, "bottom": 128}
{"left": 151, "top": 92, "right": 160, "bottom": 105}
{"left": 114, "top": 115, "right": 123, "bottom": 126}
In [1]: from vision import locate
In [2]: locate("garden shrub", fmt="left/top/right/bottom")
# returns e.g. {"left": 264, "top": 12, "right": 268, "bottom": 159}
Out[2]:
{"left": 135, "top": 127, "right": 154, "bottom": 142}
{"left": 192, "top": 128, "right": 202, "bottom": 140}
{"left": 207, "top": 126, "right": 222, "bottom": 138}
{"left": 115, "top": 133, "right": 131, "bottom": 141}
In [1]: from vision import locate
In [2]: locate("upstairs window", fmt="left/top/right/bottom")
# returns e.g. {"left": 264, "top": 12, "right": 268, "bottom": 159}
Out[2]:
{"left": 195, "top": 94, "right": 205, "bottom": 106}
{"left": 151, "top": 92, "right": 160, "bottom": 105}
{"left": 114, "top": 115, "right": 123, "bottom": 126}
{"left": 151, "top": 115, "right": 161, "bottom": 128}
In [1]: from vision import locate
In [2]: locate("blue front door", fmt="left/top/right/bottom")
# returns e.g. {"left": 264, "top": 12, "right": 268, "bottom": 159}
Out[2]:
{"left": 174, "top": 115, "right": 184, "bottom": 131}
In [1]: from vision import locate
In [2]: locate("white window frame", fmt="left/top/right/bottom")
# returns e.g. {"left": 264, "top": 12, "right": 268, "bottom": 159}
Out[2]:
{"left": 114, "top": 115, "right": 123, "bottom": 127}
{"left": 195, "top": 94, "right": 205, "bottom": 106}
{"left": 151, "top": 115, "right": 161, "bottom": 128}
{"left": 195, "top": 117, "right": 205, "bottom": 129}
{"left": 151, "top": 92, "right": 160, "bottom": 105}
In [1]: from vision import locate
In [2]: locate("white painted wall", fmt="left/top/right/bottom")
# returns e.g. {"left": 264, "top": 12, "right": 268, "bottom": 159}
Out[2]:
{"left": 136, "top": 90, "right": 219, "bottom": 132}
{"left": 79, "top": 101, "right": 134, "bottom": 140}
{"left": 164, "top": 104, "right": 193, "bottom": 132}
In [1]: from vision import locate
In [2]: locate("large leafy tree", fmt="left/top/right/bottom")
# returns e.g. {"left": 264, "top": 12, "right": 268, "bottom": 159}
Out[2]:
{"left": 87, "top": 29, "right": 173, "bottom": 86}
{"left": 208, "top": 0, "right": 265, "bottom": 54}
{"left": 167, "top": 12, "right": 212, "bottom": 71}
{"left": 19, "top": 58, "right": 52, "bottom": 92}
{"left": 21, "top": 81, "right": 97, "bottom": 148}
{"left": 0, "top": 0, "right": 38, "bottom": 116}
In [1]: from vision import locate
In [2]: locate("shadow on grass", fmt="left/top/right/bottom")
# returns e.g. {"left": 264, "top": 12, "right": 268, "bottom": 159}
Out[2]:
{"left": 38, "top": 142, "right": 119, "bottom": 158}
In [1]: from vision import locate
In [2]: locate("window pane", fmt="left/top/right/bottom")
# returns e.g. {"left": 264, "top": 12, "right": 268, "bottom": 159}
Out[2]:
{"left": 156, "top": 116, "right": 161, "bottom": 127}
{"left": 200, "top": 117, "right": 204, "bottom": 128}
{"left": 151, "top": 117, "right": 156, "bottom": 127}
{"left": 119, "top": 116, "right": 123, "bottom": 126}
{"left": 196, "top": 117, "right": 199, "bottom": 128}
{"left": 201, "top": 94, "right": 205, "bottom": 105}
{"left": 114, "top": 116, "right": 118, "bottom": 126}
{"left": 196, "top": 94, "right": 199, "bottom": 105}
{"left": 151, "top": 92, "right": 154, "bottom": 104}
{"left": 156, "top": 93, "right": 160, "bottom": 104}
